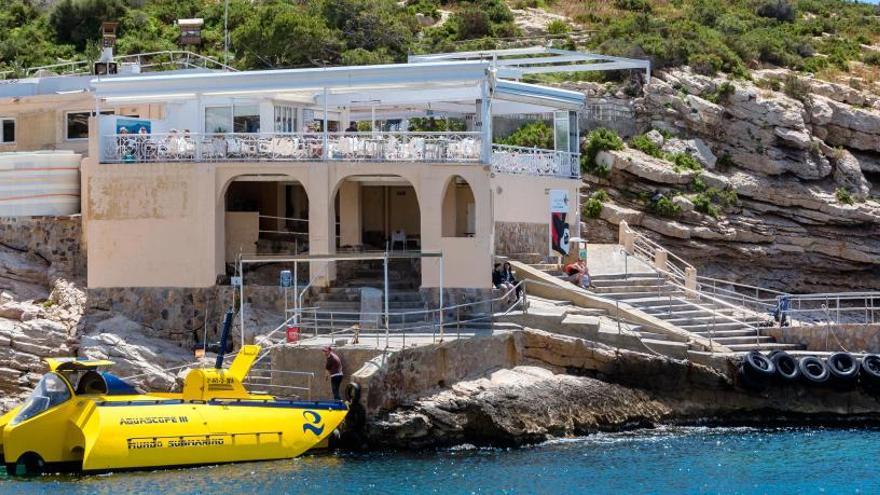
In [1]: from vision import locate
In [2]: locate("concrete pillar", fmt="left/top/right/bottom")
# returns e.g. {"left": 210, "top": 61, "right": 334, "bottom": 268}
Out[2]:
{"left": 618, "top": 220, "right": 629, "bottom": 246}
{"left": 654, "top": 248, "right": 668, "bottom": 272}
{"left": 619, "top": 221, "right": 634, "bottom": 256}
{"left": 338, "top": 181, "right": 361, "bottom": 248}
{"left": 308, "top": 167, "right": 335, "bottom": 287}
{"left": 685, "top": 266, "right": 698, "bottom": 300}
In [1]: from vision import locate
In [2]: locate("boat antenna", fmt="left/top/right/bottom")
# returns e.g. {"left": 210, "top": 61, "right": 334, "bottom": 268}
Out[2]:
{"left": 215, "top": 308, "right": 234, "bottom": 369}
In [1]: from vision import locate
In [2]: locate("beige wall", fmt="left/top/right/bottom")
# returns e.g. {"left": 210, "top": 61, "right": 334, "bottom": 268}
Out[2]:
{"left": 225, "top": 211, "right": 259, "bottom": 262}
{"left": 0, "top": 94, "right": 159, "bottom": 154}
{"left": 83, "top": 154, "right": 572, "bottom": 290}
{"left": 491, "top": 174, "right": 580, "bottom": 224}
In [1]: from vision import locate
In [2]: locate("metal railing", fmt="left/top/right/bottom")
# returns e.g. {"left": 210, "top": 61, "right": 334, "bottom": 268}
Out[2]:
{"left": 629, "top": 231, "right": 693, "bottom": 284}
{"left": 780, "top": 292, "right": 880, "bottom": 326}
{"left": 696, "top": 275, "right": 784, "bottom": 314}
{"left": 3, "top": 50, "right": 235, "bottom": 80}
{"left": 101, "top": 131, "right": 482, "bottom": 164}
{"left": 490, "top": 144, "right": 580, "bottom": 178}
{"left": 242, "top": 368, "right": 314, "bottom": 400}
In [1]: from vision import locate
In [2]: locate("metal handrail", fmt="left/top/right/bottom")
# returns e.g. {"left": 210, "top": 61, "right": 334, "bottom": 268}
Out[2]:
{"left": 15, "top": 50, "right": 235, "bottom": 78}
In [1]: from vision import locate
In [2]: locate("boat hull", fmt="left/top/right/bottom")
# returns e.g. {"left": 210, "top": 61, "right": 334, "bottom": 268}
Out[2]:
{"left": 3, "top": 397, "right": 347, "bottom": 472}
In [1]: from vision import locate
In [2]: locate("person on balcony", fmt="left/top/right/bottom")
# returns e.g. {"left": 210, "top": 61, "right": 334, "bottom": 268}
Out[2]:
{"left": 345, "top": 122, "right": 358, "bottom": 133}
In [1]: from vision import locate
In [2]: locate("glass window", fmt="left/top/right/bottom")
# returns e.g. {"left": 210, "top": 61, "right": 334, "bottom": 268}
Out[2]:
{"left": 205, "top": 106, "right": 232, "bottom": 134}
{"left": 66, "top": 111, "right": 113, "bottom": 140}
{"left": 233, "top": 103, "right": 260, "bottom": 133}
{"left": 11, "top": 372, "right": 71, "bottom": 425}
{"left": 1, "top": 119, "right": 13, "bottom": 143}
{"left": 553, "top": 111, "right": 570, "bottom": 152}
{"left": 274, "top": 105, "right": 296, "bottom": 133}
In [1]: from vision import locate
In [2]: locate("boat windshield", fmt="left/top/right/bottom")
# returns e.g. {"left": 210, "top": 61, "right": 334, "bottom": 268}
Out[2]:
{"left": 11, "top": 372, "right": 71, "bottom": 425}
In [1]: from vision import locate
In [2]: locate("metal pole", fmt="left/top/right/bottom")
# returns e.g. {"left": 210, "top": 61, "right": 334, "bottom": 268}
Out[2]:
{"left": 223, "top": 0, "right": 229, "bottom": 68}
{"left": 293, "top": 261, "right": 299, "bottom": 325}
{"left": 322, "top": 87, "right": 329, "bottom": 160}
{"left": 239, "top": 258, "right": 245, "bottom": 345}
{"left": 439, "top": 255, "right": 445, "bottom": 342}
{"left": 384, "top": 251, "right": 390, "bottom": 348}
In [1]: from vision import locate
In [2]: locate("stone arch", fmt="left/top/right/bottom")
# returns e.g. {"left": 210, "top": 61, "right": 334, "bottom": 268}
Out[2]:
{"left": 332, "top": 172, "right": 422, "bottom": 251}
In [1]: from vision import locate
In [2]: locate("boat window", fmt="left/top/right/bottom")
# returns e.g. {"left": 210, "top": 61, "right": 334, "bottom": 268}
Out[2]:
{"left": 11, "top": 372, "right": 71, "bottom": 425}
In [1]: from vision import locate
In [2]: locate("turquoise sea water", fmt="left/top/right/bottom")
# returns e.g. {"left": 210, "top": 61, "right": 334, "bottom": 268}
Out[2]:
{"left": 0, "top": 426, "right": 877, "bottom": 494}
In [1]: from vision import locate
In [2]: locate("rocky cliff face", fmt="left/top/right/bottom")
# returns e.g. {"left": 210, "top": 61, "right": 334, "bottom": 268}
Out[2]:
{"left": 0, "top": 218, "right": 193, "bottom": 410}
{"left": 570, "top": 68, "right": 880, "bottom": 291}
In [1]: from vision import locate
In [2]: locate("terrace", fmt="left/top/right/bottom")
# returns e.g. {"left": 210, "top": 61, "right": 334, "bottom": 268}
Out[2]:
{"left": 92, "top": 48, "right": 649, "bottom": 178}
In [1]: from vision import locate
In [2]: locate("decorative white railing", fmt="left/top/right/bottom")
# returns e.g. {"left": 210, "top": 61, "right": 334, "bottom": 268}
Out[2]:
{"left": 490, "top": 144, "right": 580, "bottom": 178}
{"left": 101, "top": 131, "right": 482, "bottom": 164}
{"left": 100, "top": 131, "right": 580, "bottom": 178}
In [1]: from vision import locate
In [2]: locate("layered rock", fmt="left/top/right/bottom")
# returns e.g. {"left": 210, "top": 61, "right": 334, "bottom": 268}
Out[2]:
{"left": 575, "top": 67, "right": 880, "bottom": 291}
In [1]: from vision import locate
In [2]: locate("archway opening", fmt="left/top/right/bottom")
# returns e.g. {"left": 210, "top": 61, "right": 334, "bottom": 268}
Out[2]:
{"left": 224, "top": 176, "right": 309, "bottom": 283}
{"left": 334, "top": 175, "right": 421, "bottom": 252}
{"left": 441, "top": 175, "right": 475, "bottom": 238}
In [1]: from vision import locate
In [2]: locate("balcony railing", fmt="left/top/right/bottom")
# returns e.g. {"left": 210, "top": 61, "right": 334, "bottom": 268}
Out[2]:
{"left": 490, "top": 144, "right": 580, "bottom": 178}
{"left": 100, "top": 131, "right": 580, "bottom": 178}
{"left": 102, "top": 131, "right": 481, "bottom": 164}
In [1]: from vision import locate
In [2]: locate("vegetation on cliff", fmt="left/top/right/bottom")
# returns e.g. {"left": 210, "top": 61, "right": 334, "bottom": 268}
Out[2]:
{"left": 2, "top": 0, "right": 878, "bottom": 79}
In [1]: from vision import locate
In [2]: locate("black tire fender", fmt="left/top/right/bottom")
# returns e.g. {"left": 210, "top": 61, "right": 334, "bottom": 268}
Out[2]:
{"left": 798, "top": 356, "right": 830, "bottom": 385}
{"left": 770, "top": 351, "right": 800, "bottom": 381}
{"left": 827, "top": 352, "right": 860, "bottom": 382}
{"left": 861, "top": 354, "right": 880, "bottom": 387}
{"left": 739, "top": 350, "right": 775, "bottom": 390}
{"left": 346, "top": 382, "right": 361, "bottom": 403}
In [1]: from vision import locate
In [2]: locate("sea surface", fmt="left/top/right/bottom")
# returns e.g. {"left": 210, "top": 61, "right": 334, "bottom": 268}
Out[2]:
{"left": 0, "top": 426, "right": 877, "bottom": 494}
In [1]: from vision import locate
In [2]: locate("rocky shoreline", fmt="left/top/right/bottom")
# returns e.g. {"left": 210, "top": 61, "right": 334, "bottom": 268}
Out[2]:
{"left": 351, "top": 330, "right": 880, "bottom": 449}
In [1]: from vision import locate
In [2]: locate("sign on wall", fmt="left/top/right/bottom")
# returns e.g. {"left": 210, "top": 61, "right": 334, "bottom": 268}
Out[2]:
{"left": 116, "top": 118, "right": 152, "bottom": 135}
{"left": 549, "top": 189, "right": 570, "bottom": 256}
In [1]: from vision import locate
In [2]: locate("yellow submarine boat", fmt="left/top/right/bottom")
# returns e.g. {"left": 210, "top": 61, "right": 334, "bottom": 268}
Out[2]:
{"left": 0, "top": 344, "right": 348, "bottom": 475}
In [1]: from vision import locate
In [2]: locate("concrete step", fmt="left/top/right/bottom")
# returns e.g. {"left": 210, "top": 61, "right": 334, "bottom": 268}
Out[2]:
{"left": 598, "top": 290, "right": 686, "bottom": 300}
{"left": 678, "top": 321, "right": 755, "bottom": 332}
{"left": 640, "top": 338, "right": 689, "bottom": 359}
{"left": 590, "top": 272, "right": 658, "bottom": 281}
{"left": 661, "top": 315, "right": 765, "bottom": 326}
{"left": 643, "top": 307, "right": 742, "bottom": 318}
{"left": 590, "top": 277, "right": 665, "bottom": 288}
{"left": 725, "top": 342, "right": 805, "bottom": 352}
{"left": 611, "top": 296, "right": 694, "bottom": 308}
{"left": 709, "top": 335, "right": 775, "bottom": 345}
{"left": 637, "top": 330, "right": 674, "bottom": 341}
{"left": 590, "top": 285, "right": 669, "bottom": 295}
{"left": 693, "top": 329, "right": 761, "bottom": 338}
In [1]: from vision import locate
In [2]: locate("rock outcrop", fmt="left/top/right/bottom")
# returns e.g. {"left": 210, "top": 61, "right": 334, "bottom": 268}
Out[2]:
{"left": 573, "top": 67, "right": 880, "bottom": 291}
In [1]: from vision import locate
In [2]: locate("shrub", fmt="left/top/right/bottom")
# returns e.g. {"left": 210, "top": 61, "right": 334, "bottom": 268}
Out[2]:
{"left": 689, "top": 53, "right": 723, "bottom": 76}
{"left": 863, "top": 51, "right": 880, "bottom": 67}
{"left": 836, "top": 187, "right": 854, "bottom": 205}
{"left": 704, "top": 81, "right": 735, "bottom": 104}
{"left": 648, "top": 195, "right": 681, "bottom": 218}
{"left": 692, "top": 194, "right": 720, "bottom": 217}
{"left": 671, "top": 152, "right": 702, "bottom": 172}
{"left": 582, "top": 128, "right": 623, "bottom": 177}
{"left": 782, "top": 73, "right": 811, "bottom": 102}
{"left": 756, "top": 0, "right": 796, "bottom": 23}
{"left": 716, "top": 152, "right": 735, "bottom": 170}
{"left": 614, "top": 0, "right": 651, "bottom": 12}
{"left": 629, "top": 133, "right": 664, "bottom": 158}
{"left": 498, "top": 121, "right": 553, "bottom": 149}
{"left": 547, "top": 20, "right": 570, "bottom": 36}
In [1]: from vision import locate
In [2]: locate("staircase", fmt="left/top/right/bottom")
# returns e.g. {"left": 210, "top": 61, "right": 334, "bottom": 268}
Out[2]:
{"left": 588, "top": 273, "right": 803, "bottom": 354}
{"left": 305, "top": 259, "right": 431, "bottom": 331}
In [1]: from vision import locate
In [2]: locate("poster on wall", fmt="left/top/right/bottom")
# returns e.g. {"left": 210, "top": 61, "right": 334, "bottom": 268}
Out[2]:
{"left": 549, "top": 189, "right": 570, "bottom": 256}
{"left": 116, "top": 118, "right": 152, "bottom": 135}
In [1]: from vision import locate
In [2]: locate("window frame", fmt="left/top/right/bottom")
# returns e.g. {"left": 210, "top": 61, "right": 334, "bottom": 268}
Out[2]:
{"left": 0, "top": 117, "right": 15, "bottom": 144}
{"left": 65, "top": 110, "right": 114, "bottom": 142}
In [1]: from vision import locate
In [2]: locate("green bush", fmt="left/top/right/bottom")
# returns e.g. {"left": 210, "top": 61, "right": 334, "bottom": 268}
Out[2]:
{"left": 692, "top": 193, "right": 720, "bottom": 217}
{"left": 756, "top": 0, "right": 796, "bottom": 23}
{"left": 836, "top": 187, "right": 855, "bottom": 205}
{"left": 648, "top": 195, "right": 682, "bottom": 218}
{"left": 782, "top": 73, "right": 811, "bottom": 102}
{"left": 703, "top": 81, "right": 735, "bottom": 104}
{"left": 671, "top": 152, "right": 703, "bottom": 172}
{"left": 865, "top": 51, "right": 880, "bottom": 67}
{"left": 692, "top": 186, "right": 738, "bottom": 217}
{"left": 689, "top": 53, "right": 723, "bottom": 76}
{"left": 547, "top": 20, "right": 570, "bottom": 36}
{"left": 629, "top": 133, "right": 664, "bottom": 158}
{"left": 498, "top": 121, "right": 553, "bottom": 149}
{"left": 581, "top": 128, "right": 624, "bottom": 177}
{"left": 584, "top": 190, "right": 609, "bottom": 219}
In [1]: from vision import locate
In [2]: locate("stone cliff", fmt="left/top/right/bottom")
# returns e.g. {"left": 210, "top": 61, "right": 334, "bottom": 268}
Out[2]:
{"left": 567, "top": 68, "right": 880, "bottom": 292}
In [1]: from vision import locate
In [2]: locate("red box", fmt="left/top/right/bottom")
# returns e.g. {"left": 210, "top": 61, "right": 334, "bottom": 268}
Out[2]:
{"left": 286, "top": 326, "right": 300, "bottom": 343}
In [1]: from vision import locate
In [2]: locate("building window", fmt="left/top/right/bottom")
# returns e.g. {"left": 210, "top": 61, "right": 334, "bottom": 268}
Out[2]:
{"left": 274, "top": 105, "right": 296, "bottom": 133}
{"left": 0, "top": 118, "right": 14, "bottom": 144}
{"left": 66, "top": 111, "right": 113, "bottom": 140}
{"left": 205, "top": 103, "right": 261, "bottom": 134}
